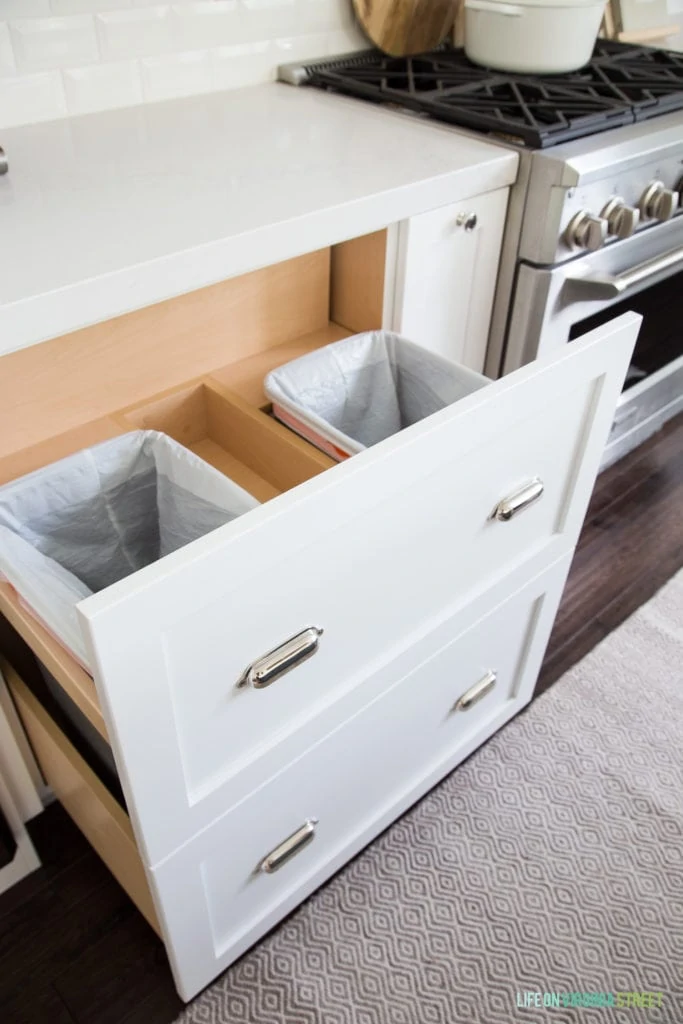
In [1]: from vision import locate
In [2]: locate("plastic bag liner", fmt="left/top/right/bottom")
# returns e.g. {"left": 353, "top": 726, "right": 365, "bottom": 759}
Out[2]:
{"left": 0, "top": 431, "right": 259, "bottom": 669}
{"left": 264, "top": 331, "right": 490, "bottom": 460}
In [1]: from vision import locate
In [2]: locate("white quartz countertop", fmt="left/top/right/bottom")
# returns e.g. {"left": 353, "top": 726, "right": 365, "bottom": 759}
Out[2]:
{"left": 1, "top": 83, "right": 518, "bottom": 355}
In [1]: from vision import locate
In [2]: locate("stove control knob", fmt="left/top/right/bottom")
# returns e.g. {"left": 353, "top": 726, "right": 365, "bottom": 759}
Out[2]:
{"left": 564, "top": 211, "right": 608, "bottom": 252}
{"left": 601, "top": 197, "right": 640, "bottom": 240}
{"left": 639, "top": 181, "right": 678, "bottom": 221}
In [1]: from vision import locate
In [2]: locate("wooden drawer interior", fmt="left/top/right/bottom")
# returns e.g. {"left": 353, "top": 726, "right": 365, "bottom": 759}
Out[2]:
{"left": 0, "top": 232, "right": 388, "bottom": 745}
{"left": 118, "top": 380, "right": 331, "bottom": 501}
{"left": 0, "top": 230, "right": 387, "bottom": 482}
{"left": 2, "top": 658, "right": 160, "bottom": 937}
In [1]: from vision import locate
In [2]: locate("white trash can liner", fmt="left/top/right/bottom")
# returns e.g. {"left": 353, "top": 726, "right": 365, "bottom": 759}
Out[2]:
{"left": 0, "top": 430, "right": 259, "bottom": 668}
{"left": 264, "top": 331, "right": 490, "bottom": 460}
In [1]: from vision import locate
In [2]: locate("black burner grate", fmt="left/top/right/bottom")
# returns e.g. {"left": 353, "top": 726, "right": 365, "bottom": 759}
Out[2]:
{"left": 304, "top": 41, "right": 683, "bottom": 148}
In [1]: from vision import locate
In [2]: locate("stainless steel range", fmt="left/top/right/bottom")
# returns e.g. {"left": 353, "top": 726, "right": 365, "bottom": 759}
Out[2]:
{"left": 280, "top": 42, "right": 683, "bottom": 468}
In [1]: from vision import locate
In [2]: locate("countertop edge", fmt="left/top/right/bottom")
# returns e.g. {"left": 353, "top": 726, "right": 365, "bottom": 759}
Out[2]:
{"left": 1, "top": 151, "right": 517, "bottom": 358}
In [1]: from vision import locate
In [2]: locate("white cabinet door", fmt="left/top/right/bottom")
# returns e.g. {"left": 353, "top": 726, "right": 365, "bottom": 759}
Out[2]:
{"left": 152, "top": 554, "right": 572, "bottom": 1001}
{"left": 391, "top": 188, "right": 509, "bottom": 372}
{"left": 77, "top": 313, "right": 640, "bottom": 869}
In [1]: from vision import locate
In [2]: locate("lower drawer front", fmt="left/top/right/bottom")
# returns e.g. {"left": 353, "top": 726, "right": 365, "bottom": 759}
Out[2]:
{"left": 151, "top": 556, "right": 571, "bottom": 1001}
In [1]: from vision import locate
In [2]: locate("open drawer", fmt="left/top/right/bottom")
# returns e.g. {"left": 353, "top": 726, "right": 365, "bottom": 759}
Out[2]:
{"left": 0, "top": 317, "right": 640, "bottom": 870}
{"left": 94, "top": 321, "right": 642, "bottom": 870}
{"left": 0, "top": 227, "right": 640, "bottom": 870}
{"left": 3, "top": 548, "right": 571, "bottom": 1003}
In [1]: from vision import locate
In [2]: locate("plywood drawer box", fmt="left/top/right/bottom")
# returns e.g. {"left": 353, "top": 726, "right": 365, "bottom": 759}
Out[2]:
{"left": 3, "top": 661, "right": 158, "bottom": 936}
{"left": 0, "top": 232, "right": 640, "bottom": 1002}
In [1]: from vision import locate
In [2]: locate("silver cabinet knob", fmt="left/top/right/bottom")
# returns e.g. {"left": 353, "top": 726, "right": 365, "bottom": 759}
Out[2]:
{"left": 639, "top": 181, "right": 678, "bottom": 222}
{"left": 564, "top": 211, "right": 608, "bottom": 252}
{"left": 601, "top": 197, "right": 640, "bottom": 240}
{"left": 455, "top": 211, "right": 477, "bottom": 232}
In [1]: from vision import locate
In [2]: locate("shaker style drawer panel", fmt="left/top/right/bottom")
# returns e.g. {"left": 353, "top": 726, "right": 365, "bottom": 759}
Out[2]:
{"left": 77, "top": 314, "right": 638, "bottom": 868}
{"left": 150, "top": 555, "right": 572, "bottom": 1002}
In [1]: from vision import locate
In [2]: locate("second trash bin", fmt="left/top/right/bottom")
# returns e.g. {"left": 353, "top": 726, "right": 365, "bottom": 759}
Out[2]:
{"left": 264, "top": 330, "right": 490, "bottom": 460}
{"left": 0, "top": 430, "right": 259, "bottom": 668}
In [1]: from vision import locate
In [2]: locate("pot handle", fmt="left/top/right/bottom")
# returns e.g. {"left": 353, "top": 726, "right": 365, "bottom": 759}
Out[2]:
{"left": 465, "top": 0, "right": 525, "bottom": 13}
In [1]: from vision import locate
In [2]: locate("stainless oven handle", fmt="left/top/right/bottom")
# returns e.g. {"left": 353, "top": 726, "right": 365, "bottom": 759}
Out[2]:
{"left": 566, "top": 244, "right": 683, "bottom": 299}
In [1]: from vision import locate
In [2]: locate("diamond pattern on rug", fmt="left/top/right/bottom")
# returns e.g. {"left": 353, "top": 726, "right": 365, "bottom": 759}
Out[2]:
{"left": 178, "top": 571, "right": 683, "bottom": 1024}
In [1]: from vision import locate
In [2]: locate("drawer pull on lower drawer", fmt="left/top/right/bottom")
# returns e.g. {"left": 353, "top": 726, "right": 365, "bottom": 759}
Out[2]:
{"left": 237, "top": 627, "right": 323, "bottom": 689}
{"left": 454, "top": 670, "right": 497, "bottom": 712}
{"left": 493, "top": 478, "right": 544, "bottom": 521}
{"left": 259, "top": 819, "right": 318, "bottom": 873}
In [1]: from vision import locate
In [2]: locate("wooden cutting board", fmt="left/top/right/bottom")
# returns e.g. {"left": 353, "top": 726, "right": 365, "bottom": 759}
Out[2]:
{"left": 352, "top": 0, "right": 458, "bottom": 57}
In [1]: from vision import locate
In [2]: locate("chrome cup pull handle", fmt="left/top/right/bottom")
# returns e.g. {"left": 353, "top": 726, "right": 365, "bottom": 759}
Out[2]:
{"left": 454, "top": 670, "right": 497, "bottom": 712}
{"left": 492, "top": 478, "right": 544, "bottom": 522}
{"left": 259, "top": 819, "right": 318, "bottom": 873}
{"left": 237, "top": 626, "right": 323, "bottom": 689}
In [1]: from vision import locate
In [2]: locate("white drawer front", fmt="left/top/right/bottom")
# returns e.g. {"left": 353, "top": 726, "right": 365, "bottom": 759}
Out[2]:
{"left": 78, "top": 313, "right": 639, "bottom": 866}
{"left": 151, "top": 555, "right": 572, "bottom": 1001}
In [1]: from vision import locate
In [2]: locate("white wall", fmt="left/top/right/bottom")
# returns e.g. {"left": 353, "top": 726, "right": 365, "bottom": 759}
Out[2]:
{"left": 663, "top": 4, "right": 683, "bottom": 50}
{"left": 0, "top": 0, "right": 367, "bottom": 129}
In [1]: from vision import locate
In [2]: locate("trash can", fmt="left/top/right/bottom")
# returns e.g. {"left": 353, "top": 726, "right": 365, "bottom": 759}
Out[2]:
{"left": 264, "top": 330, "right": 490, "bottom": 460}
{"left": 0, "top": 430, "right": 259, "bottom": 668}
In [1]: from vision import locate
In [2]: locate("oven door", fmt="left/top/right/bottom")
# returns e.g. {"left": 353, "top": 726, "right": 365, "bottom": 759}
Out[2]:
{"left": 505, "top": 216, "right": 683, "bottom": 468}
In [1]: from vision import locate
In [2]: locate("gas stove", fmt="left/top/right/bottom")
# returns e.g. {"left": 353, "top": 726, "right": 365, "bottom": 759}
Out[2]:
{"left": 280, "top": 41, "right": 683, "bottom": 150}
{"left": 280, "top": 40, "right": 683, "bottom": 470}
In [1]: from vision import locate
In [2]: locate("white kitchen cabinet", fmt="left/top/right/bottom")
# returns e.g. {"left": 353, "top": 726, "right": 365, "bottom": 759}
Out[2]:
{"left": 151, "top": 554, "right": 573, "bottom": 1000}
{"left": 80, "top": 312, "right": 638, "bottom": 871}
{"left": 0, "top": 212, "right": 640, "bottom": 1002}
{"left": 390, "top": 188, "right": 510, "bottom": 372}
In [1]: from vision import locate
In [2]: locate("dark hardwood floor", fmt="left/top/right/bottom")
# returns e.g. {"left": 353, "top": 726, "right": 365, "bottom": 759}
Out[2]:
{"left": 537, "top": 412, "right": 683, "bottom": 694}
{"left": 1, "top": 413, "right": 681, "bottom": 1024}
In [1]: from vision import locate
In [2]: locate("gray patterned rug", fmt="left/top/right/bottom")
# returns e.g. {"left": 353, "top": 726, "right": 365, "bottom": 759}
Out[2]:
{"left": 178, "top": 570, "right": 683, "bottom": 1024}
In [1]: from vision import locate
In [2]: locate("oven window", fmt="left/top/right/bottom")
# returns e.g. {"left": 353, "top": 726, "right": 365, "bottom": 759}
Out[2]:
{"left": 568, "top": 268, "right": 682, "bottom": 390}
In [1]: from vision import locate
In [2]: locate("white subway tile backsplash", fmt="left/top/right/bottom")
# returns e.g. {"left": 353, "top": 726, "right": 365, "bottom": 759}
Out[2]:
{"left": 327, "top": 23, "right": 368, "bottom": 52}
{"left": 63, "top": 58, "right": 143, "bottom": 114}
{"left": 0, "top": 23, "right": 17, "bottom": 75}
{"left": 298, "top": 0, "right": 352, "bottom": 33}
{"left": 2, "top": 1, "right": 51, "bottom": 16}
{"left": 9, "top": 15, "right": 99, "bottom": 72}
{"left": 272, "top": 30, "right": 330, "bottom": 64}
{"left": 0, "top": 69, "right": 67, "bottom": 127}
{"left": 1, "top": 0, "right": 363, "bottom": 127}
{"left": 212, "top": 39, "right": 272, "bottom": 89}
{"left": 273, "top": 24, "right": 367, "bottom": 66}
{"left": 141, "top": 47, "right": 211, "bottom": 100}
{"left": 50, "top": 0, "right": 132, "bottom": 13}
{"left": 171, "top": 2, "right": 240, "bottom": 51}
{"left": 96, "top": 6, "right": 172, "bottom": 60}
{"left": 239, "top": 0, "right": 297, "bottom": 42}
